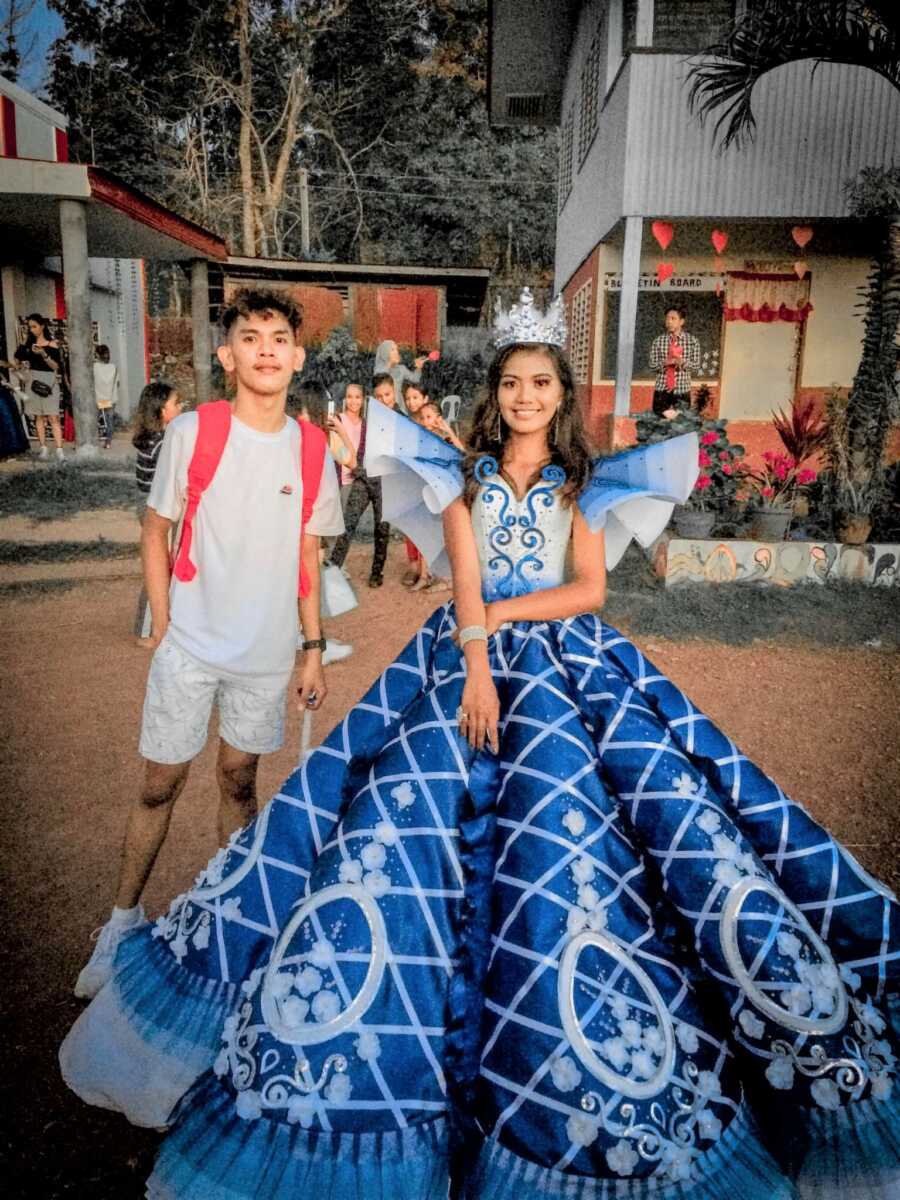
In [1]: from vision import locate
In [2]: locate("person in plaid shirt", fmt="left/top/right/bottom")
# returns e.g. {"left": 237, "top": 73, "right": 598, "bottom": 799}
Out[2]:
{"left": 649, "top": 304, "right": 701, "bottom": 416}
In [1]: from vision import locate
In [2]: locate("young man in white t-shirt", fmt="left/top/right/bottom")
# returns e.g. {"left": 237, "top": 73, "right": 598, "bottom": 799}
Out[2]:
{"left": 74, "top": 288, "right": 344, "bottom": 998}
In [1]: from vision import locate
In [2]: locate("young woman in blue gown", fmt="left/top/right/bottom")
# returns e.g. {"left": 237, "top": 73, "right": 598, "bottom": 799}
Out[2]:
{"left": 61, "top": 291, "right": 899, "bottom": 1199}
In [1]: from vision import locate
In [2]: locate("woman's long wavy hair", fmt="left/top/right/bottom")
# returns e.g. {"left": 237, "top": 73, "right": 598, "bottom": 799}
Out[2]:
{"left": 462, "top": 342, "right": 592, "bottom": 508}
{"left": 132, "top": 381, "right": 177, "bottom": 448}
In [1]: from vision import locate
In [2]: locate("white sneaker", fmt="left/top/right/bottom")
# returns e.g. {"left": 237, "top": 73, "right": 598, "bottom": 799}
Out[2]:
{"left": 55, "top": 447, "right": 66, "bottom": 463}
{"left": 74, "top": 907, "right": 147, "bottom": 999}
{"left": 322, "top": 639, "right": 353, "bottom": 666}
{"left": 38, "top": 445, "right": 49, "bottom": 460}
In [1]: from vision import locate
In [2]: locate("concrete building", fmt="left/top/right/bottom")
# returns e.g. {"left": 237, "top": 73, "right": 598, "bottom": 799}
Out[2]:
{"left": 0, "top": 75, "right": 227, "bottom": 451}
{"left": 489, "top": 1, "right": 900, "bottom": 457}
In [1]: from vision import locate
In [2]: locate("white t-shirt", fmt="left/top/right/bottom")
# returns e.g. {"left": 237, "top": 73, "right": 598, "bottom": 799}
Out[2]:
{"left": 148, "top": 410, "right": 344, "bottom": 685}
{"left": 93, "top": 362, "right": 118, "bottom": 407}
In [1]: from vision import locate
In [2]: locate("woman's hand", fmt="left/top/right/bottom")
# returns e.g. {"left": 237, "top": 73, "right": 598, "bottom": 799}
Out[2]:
{"left": 458, "top": 664, "right": 500, "bottom": 753}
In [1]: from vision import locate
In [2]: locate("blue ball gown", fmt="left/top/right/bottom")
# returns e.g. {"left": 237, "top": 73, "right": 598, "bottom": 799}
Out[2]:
{"left": 61, "top": 407, "right": 900, "bottom": 1199}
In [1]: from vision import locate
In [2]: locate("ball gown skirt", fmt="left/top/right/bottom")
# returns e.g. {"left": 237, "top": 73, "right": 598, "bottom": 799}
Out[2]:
{"left": 61, "top": 603, "right": 900, "bottom": 1200}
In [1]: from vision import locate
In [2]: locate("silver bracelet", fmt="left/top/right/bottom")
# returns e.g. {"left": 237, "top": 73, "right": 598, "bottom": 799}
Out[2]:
{"left": 458, "top": 624, "right": 488, "bottom": 648}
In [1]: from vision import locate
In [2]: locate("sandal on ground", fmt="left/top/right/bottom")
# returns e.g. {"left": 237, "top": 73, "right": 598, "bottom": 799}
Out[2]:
{"left": 401, "top": 569, "right": 418, "bottom": 587}
{"left": 423, "top": 577, "right": 451, "bottom": 593}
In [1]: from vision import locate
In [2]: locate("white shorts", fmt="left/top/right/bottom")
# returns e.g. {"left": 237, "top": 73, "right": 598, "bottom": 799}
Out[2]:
{"left": 139, "top": 637, "right": 289, "bottom": 764}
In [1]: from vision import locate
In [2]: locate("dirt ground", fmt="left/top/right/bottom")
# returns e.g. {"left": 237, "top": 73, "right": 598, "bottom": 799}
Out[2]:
{"left": 1, "top": 541, "right": 898, "bottom": 1197}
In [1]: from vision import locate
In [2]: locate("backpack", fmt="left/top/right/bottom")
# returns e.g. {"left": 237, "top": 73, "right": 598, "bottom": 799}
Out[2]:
{"left": 171, "top": 400, "right": 327, "bottom": 598}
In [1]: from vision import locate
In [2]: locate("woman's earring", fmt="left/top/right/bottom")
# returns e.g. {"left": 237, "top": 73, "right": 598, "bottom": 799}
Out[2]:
{"left": 495, "top": 410, "right": 501, "bottom": 441}
{"left": 552, "top": 407, "right": 560, "bottom": 441}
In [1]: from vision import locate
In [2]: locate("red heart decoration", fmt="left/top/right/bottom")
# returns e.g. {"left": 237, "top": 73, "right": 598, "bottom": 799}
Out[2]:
{"left": 711, "top": 229, "right": 728, "bottom": 255}
{"left": 427, "top": 350, "right": 440, "bottom": 361}
{"left": 651, "top": 221, "right": 674, "bottom": 251}
{"left": 793, "top": 261, "right": 808, "bottom": 279}
{"left": 792, "top": 225, "right": 813, "bottom": 249}
{"left": 656, "top": 262, "right": 674, "bottom": 285}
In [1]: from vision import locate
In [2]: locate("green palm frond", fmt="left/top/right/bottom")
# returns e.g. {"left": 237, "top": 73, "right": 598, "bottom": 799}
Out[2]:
{"left": 687, "top": 1, "right": 900, "bottom": 150}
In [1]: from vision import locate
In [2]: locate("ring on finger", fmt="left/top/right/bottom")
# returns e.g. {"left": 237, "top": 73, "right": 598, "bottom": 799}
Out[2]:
{"left": 455, "top": 705, "right": 468, "bottom": 724}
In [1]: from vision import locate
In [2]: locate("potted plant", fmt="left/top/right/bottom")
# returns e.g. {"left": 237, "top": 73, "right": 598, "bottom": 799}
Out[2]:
{"left": 671, "top": 423, "right": 745, "bottom": 538}
{"left": 743, "top": 451, "right": 817, "bottom": 540}
{"left": 822, "top": 388, "right": 885, "bottom": 544}
{"left": 771, "top": 397, "right": 828, "bottom": 518}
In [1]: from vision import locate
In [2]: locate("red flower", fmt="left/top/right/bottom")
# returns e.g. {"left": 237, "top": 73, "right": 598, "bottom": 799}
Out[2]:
{"left": 700, "top": 431, "right": 718, "bottom": 445}
{"left": 774, "top": 461, "right": 788, "bottom": 480}
{"left": 721, "top": 464, "right": 733, "bottom": 475}
{"left": 761, "top": 486, "right": 775, "bottom": 498}
{"left": 797, "top": 468, "right": 817, "bottom": 484}
{"left": 719, "top": 450, "right": 730, "bottom": 460}
{"left": 762, "top": 450, "right": 775, "bottom": 464}
{"left": 698, "top": 450, "right": 712, "bottom": 467}
{"left": 695, "top": 475, "right": 712, "bottom": 490}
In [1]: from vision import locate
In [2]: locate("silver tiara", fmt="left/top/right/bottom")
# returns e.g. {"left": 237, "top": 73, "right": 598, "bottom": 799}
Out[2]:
{"left": 492, "top": 287, "right": 567, "bottom": 349}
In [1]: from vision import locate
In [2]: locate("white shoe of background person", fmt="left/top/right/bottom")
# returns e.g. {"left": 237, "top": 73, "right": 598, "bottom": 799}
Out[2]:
{"left": 322, "top": 639, "right": 353, "bottom": 666}
{"left": 55, "top": 446, "right": 66, "bottom": 463}
{"left": 38, "top": 445, "right": 49, "bottom": 460}
{"left": 74, "top": 905, "right": 148, "bottom": 1000}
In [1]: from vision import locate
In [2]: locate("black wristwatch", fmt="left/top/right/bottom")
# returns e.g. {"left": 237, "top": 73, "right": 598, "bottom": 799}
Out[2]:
{"left": 301, "top": 637, "right": 327, "bottom": 652}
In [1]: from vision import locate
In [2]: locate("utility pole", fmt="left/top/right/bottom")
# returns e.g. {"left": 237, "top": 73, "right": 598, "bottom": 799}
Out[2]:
{"left": 299, "top": 167, "right": 310, "bottom": 258}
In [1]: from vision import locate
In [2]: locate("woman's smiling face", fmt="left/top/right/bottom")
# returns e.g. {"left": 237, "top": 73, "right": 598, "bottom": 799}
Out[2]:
{"left": 496, "top": 348, "right": 563, "bottom": 435}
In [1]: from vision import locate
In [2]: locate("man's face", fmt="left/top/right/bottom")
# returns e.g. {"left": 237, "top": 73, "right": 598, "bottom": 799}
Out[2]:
{"left": 217, "top": 310, "right": 305, "bottom": 396}
{"left": 665, "top": 310, "right": 685, "bottom": 334}
{"left": 374, "top": 381, "right": 396, "bottom": 408}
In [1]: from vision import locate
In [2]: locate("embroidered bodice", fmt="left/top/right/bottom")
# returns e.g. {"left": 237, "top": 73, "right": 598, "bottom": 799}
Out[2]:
{"left": 471, "top": 455, "right": 573, "bottom": 602}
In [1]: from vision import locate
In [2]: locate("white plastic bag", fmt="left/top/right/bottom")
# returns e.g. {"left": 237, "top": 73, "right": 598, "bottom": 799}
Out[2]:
{"left": 320, "top": 562, "right": 358, "bottom": 618}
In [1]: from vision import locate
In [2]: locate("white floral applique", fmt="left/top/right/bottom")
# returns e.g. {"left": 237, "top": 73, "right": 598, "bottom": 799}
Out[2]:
{"left": 565, "top": 1111, "right": 599, "bottom": 1148}
{"left": 221, "top": 896, "right": 242, "bottom": 922}
{"left": 355, "top": 1031, "right": 381, "bottom": 1063}
{"left": 738, "top": 1009, "right": 765, "bottom": 1039}
{"left": 235, "top": 1089, "right": 262, "bottom": 1121}
{"left": 312, "top": 990, "right": 341, "bottom": 1023}
{"left": 287, "top": 1095, "right": 315, "bottom": 1127}
{"left": 339, "top": 857, "right": 363, "bottom": 884}
{"left": 562, "top": 808, "right": 587, "bottom": 838}
{"left": 549, "top": 1055, "right": 581, "bottom": 1092}
{"left": 325, "top": 1072, "right": 352, "bottom": 1104}
{"left": 673, "top": 772, "right": 699, "bottom": 799}
{"left": 676, "top": 1023, "right": 699, "bottom": 1054}
{"left": 606, "top": 1138, "right": 639, "bottom": 1176}
{"left": 810, "top": 1077, "right": 841, "bottom": 1110}
{"left": 765, "top": 1054, "right": 795, "bottom": 1090}
{"left": 696, "top": 809, "right": 721, "bottom": 836}
{"left": 391, "top": 782, "right": 415, "bottom": 810}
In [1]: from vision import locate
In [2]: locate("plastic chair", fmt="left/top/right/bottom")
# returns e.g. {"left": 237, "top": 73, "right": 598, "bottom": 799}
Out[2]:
{"left": 441, "top": 395, "right": 461, "bottom": 433}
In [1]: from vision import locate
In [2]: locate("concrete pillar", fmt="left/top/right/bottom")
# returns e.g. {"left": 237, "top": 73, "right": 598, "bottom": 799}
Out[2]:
{"left": 191, "top": 259, "right": 212, "bottom": 406}
{"left": 614, "top": 215, "right": 643, "bottom": 418}
{"left": 636, "top": 0, "right": 654, "bottom": 46}
{"left": 59, "top": 198, "right": 97, "bottom": 456}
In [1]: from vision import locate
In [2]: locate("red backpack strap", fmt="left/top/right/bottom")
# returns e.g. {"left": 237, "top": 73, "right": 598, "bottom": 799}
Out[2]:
{"left": 297, "top": 418, "right": 328, "bottom": 598}
{"left": 172, "top": 401, "right": 232, "bottom": 582}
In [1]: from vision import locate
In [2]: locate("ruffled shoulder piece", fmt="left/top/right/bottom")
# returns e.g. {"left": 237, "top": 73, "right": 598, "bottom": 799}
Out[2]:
{"left": 579, "top": 433, "right": 699, "bottom": 568}
{"left": 363, "top": 401, "right": 464, "bottom": 576}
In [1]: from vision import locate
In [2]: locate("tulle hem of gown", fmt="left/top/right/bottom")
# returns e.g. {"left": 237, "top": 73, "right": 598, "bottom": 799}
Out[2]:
{"left": 59, "top": 928, "right": 237, "bottom": 1128}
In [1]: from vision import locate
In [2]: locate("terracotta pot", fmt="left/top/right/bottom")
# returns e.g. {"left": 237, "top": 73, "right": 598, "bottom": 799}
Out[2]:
{"left": 836, "top": 514, "right": 873, "bottom": 545}
{"left": 672, "top": 507, "right": 716, "bottom": 538}
{"left": 749, "top": 506, "right": 792, "bottom": 541}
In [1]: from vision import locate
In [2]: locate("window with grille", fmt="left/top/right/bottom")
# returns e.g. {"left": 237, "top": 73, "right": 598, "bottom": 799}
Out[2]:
{"left": 578, "top": 30, "right": 602, "bottom": 163}
{"left": 568, "top": 280, "right": 593, "bottom": 384}
{"left": 558, "top": 108, "right": 575, "bottom": 212}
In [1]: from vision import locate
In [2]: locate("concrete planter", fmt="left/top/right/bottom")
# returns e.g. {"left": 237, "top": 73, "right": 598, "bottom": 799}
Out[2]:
{"left": 650, "top": 535, "right": 900, "bottom": 588}
{"left": 672, "top": 507, "right": 716, "bottom": 538}
{"left": 749, "top": 507, "right": 792, "bottom": 541}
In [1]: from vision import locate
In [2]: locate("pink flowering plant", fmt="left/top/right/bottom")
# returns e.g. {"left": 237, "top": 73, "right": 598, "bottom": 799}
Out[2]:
{"left": 686, "top": 422, "right": 745, "bottom": 513}
{"left": 743, "top": 450, "right": 818, "bottom": 509}
{"left": 635, "top": 411, "right": 745, "bottom": 515}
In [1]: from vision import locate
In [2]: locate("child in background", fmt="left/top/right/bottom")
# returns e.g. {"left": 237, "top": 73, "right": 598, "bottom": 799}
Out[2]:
{"left": 94, "top": 344, "right": 119, "bottom": 448}
{"left": 327, "top": 373, "right": 394, "bottom": 588}
{"left": 294, "top": 380, "right": 354, "bottom": 666}
{"left": 132, "top": 381, "right": 182, "bottom": 645}
{"left": 405, "top": 398, "right": 453, "bottom": 594}
{"left": 400, "top": 378, "right": 429, "bottom": 587}
{"left": 417, "top": 397, "right": 466, "bottom": 452}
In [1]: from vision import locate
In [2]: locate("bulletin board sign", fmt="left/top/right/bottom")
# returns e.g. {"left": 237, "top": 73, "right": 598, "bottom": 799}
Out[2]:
{"left": 600, "top": 273, "right": 724, "bottom": 382}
